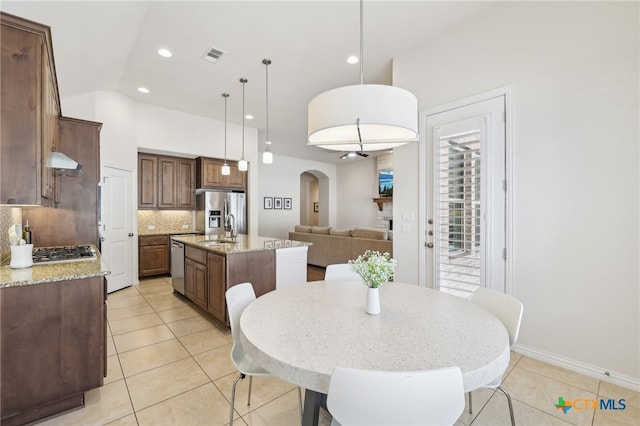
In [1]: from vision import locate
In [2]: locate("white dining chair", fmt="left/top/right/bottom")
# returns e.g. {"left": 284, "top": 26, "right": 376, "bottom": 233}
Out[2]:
{"left": 327, "top": 366, "right": 465, "bottom": 426}
{"left": 324, "top": 263, "right": 361, "bottom": 281}
{"left": 225, "top": 282, "right": 302, "bottom": 426}
{"left": 469, "top": 287, "right": 524, "bottom": 426}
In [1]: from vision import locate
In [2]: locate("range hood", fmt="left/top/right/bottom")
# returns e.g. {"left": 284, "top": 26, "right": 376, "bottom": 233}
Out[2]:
{"left": 50, "top": 151, "right": 82, "bottom": 173}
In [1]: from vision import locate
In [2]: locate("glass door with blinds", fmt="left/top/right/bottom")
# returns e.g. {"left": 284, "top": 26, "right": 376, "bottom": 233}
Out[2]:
{"left": 424, "top": 96, "right": 506, "bottom": 297}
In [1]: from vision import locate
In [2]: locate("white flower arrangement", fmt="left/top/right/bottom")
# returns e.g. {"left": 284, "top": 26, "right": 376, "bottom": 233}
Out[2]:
{"left": 348, "top": 250, "right": 397, "bottom": 288}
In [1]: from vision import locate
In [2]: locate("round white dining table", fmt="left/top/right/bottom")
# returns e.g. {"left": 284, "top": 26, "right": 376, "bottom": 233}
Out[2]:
{"left": 239, "top": 281, "right": 510, "bottom": 425}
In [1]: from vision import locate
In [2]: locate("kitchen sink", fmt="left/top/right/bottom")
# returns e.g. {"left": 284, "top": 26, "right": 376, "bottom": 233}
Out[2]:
{"left": 203, "top": 239, "right": 238, "bottom": 245}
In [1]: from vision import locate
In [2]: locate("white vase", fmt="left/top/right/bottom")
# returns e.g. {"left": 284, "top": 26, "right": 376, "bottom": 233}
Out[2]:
{"left": 366, "top": 287, "right": 380, "bottom": 315}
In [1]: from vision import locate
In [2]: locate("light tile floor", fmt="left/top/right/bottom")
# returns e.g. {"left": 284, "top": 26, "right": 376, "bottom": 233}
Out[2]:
{"left": 38, "top": 277, "right": 639, "bottom": 426}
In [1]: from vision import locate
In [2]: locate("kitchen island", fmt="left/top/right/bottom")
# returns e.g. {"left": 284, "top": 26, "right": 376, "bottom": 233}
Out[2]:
{"left": 170, "top": 234, "right": 310, "bottom": 325}
{"left": 0, "top": 248, "right": 110, "bottom": 426}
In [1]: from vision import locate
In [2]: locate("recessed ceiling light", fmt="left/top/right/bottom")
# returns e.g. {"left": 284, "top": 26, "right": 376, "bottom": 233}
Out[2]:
{"left": 157, "top": 48, "right": 172, "bottom": 58}
{"left": 347, "top": 55, "right": 359, "bottom": 64}
{"left": 137, "top": 87, "right": 150, "bottom": 94}
{"left": 245, "top": 114, "right": 254, "bottom": 120}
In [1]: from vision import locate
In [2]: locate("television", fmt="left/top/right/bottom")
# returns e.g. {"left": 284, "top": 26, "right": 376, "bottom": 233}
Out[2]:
{"left": 378, "top": 169, "right": 393, "bottom": 197}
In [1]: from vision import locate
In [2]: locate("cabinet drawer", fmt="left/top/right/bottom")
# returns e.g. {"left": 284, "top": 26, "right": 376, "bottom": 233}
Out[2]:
{"left": 139, "top": 235, "right": 168, "bottom": 246}
{"left": 185, "top": 245, "right": 207, "bottom": 264}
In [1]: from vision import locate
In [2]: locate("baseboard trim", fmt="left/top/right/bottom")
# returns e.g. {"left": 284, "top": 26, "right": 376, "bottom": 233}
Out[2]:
{"left": 513, "top": 344, "right": 639, "bottom": 392}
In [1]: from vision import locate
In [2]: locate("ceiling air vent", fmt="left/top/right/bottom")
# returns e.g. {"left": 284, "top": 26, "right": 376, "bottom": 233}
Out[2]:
{"left": 202, "top": 47, "right": 225, "bottom": 63}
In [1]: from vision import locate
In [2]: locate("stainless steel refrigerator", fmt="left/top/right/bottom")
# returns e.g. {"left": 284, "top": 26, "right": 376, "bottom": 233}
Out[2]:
{"left": 196, "top": 189, "right": 247, "bottom": 236}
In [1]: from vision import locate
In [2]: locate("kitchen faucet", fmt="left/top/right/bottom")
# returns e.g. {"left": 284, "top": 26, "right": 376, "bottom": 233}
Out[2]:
{"left": 225, "top": 213, "right": 236, "bottom": 240}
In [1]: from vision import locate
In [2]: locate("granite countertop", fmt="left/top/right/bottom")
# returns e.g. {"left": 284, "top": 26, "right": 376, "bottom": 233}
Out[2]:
{"left": 0, "top": 245, "right": 110, "bottom": 288}
{"left": 138, "top": 230, "right": 201, "bottom": 237}
{"left": 171, "top": 233, "right": 311, "bottom": 255}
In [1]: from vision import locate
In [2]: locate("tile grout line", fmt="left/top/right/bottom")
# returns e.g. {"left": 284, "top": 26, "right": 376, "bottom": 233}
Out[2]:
{"left": 122, "top": 278, "right": 240, "bottom": 423}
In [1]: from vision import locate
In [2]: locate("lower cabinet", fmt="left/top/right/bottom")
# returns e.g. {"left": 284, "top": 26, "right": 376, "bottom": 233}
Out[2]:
{"left": 185, "top": 245, "right": 207, "bottom": 310}
{"left": 207, "top": 253, "right": 226, "bottom": 323}
{"left": 0, "top": 277, "right": 106, "bottom": 426}
{"left": 182, "top": 244, "right": 277, "bottom": 326}
{"left": 139, "top": 235, "right": 170, "bottom": 277}
{"left": 185, "top": 258, "right": 207, "bottom": 310}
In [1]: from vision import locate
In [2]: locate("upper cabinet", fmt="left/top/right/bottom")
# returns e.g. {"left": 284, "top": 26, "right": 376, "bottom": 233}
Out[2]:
{"left": 138, "top": 154, "right": 158, "bottom": 208}
{"left": 138, "top": 153, "right": 196, "bottom": 210}
{"left": 196, "top": 157, "right": 246, "bottom": 190}
{"left": 1, "top": 12, "right": 59, "bottom": 206}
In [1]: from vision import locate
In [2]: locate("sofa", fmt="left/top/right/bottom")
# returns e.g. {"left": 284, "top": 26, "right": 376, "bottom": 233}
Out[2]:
{"left": 288, "top": 225, "right": 393, "bottom": 267}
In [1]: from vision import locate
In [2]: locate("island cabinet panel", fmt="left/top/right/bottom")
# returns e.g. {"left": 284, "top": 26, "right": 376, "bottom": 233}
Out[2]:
{"left": 185, "top": 245, "right": 208, "bottom": 310}
{"left": 0, "top": 277, "right": 105, "bottom": 426}
{"left": 227, "top": 250, "right": 276, "bottom": 298}
{"left": 207, "top": 252, "right": 226, "bottom": 323}
{"left": 181, "top": 242, "right": 278, "bottom": 327}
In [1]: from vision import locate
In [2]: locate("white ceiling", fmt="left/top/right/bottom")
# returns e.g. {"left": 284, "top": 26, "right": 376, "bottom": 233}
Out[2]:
{"left": 1, "top": 1, "right": 498, "bottom": 163}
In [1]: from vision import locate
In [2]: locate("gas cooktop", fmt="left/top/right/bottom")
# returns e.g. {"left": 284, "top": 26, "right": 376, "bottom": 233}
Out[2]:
{"left": 32, "top": 245, "right": 96, "bottom": 265}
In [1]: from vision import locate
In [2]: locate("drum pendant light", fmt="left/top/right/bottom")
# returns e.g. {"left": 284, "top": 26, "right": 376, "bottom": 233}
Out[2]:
{"left": 221, "top": 93, "right": 231, "bottom": 176}
{"left": 262, "top": 59, "right": 273, "bottom": 164}
{"left": 307, "top": 0, "right": 418, "bottom": 152}
{"left": 238, "top": 78, "right": 248, "bottom": 172}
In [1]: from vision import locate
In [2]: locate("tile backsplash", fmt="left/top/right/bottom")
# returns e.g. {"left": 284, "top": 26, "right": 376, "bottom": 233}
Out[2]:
{"left": 137, "top": 210, "right": 195, "bottom": 234}
{"left": 0, "top": 207, "right": 22, "bottom": 262}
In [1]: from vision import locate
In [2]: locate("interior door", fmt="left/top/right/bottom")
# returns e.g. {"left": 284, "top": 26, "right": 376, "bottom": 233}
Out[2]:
{"left": 101, "top": 165, "right": 134, "bottom": 293}
{"left": 424, "top": 95, "right": 506, "bottom": 296}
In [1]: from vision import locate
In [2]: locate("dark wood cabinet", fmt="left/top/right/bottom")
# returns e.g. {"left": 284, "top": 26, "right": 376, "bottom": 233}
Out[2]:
{"left": 207, "top": 252, "right": 226, "bottom": 323}
{"left": 22, "top": 117, "right": 102, "bottom": 247}
{"left": 158, "top": 156, "right": 177, "bottom": 209}
{"left": 0, "top": 12, "right": 59, "bottom": 206}
{"left": 181, "top": 244, "right": 276, "bottom": 326}
{"left": 1, "top": 277, "right": 106, "bottom": 426}
{"left": 185, "top": 245, "right": 208, "bottom": 310}
{"left": 138, "top": 153, "right": 158, "bottom": 209}
{"left": 139, "top": 153, "right": 195, "bottom": 210}
{"left": 139, "top": 235, "right": 170, "bottom": 277}
{"left": 196, "top": 157, "right": 246, "bottom": 190}
{"left": 176, "top": 157, "right": 196, "bottom": 209}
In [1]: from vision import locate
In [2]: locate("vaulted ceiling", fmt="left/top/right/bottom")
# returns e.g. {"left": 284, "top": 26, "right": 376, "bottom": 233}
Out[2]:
{"left": 1, "top": 1, "right": 498, "bottom": 162}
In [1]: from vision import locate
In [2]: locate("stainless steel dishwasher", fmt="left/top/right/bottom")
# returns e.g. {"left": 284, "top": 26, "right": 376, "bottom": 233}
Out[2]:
{"left": 170, "top": 239, "right": 185, "bottom": 295}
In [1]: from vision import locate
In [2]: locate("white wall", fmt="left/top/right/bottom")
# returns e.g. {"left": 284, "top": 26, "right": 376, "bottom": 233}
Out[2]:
{"left": 62, "top": 91, "right": 261, "bottom": 284}
{"left": 300, "top": 172, "right": 319, "bottom": 226}
{"left": 258, "top": 154, "right": 336, "bottom": 239}
{"left": 393, "top": 2, "right": 639, "bottom": 386}
{"left": 335, "top": 157, "right": 379, "bottom": 229}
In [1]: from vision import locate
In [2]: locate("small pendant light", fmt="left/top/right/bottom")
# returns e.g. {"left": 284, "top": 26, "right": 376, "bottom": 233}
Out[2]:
{"left": 221, "top": 93, "right": 231, "bottom": 176}
{"left": 238, "top": 78, "right": 248, "bottom": 172}
{"left": 262, "top": 59, "right": 273, "bottom": 164}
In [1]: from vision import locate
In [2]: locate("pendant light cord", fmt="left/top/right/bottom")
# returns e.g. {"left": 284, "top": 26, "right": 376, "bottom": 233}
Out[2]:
{"left": 240, "top": 78, "right": 247, "bottom": 157}
{"left": 359, "top": 0, "right": 364, "bottom": 85}
{"left": 222, "top": 93, "right": 229, "bottom": 162}
{"left": 263, "top": 59, "right": 271, "bottom": 144}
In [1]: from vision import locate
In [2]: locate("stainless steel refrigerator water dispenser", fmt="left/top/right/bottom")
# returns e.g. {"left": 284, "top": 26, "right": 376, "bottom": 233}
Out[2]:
{"left": 208, "top": 210, "right": 222, "bottom": 229}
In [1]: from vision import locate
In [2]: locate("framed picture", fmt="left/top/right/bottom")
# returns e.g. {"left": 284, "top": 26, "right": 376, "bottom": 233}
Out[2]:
{"left": 284, "top": 198, "right": 292, "bottom": 210}
{"left": 274, "top": 197, "right": 283, "bottom": 209}
{"left": 313, "top": 202, "right": 319, "bottom": 212}
{"left": 264, "top": 197, "right": 273, "bottom": 209}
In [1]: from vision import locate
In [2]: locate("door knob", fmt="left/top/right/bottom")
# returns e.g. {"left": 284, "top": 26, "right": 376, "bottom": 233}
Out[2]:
{"left": 128, "top": 232, "right": 134, "bottom": 237}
